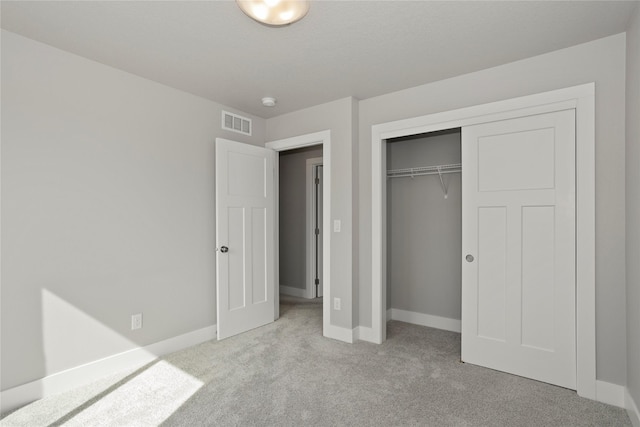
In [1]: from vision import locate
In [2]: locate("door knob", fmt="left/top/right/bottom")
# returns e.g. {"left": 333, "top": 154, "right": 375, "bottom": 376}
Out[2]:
{"left": 220, "top": 246, "right": 229, "bottom": 253}
{"left": 465, "top": 254, "right": 474, "bottom": 262}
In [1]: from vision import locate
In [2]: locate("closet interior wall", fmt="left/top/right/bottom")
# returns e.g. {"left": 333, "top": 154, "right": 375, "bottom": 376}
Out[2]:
{"left": 386, "top": 129, "right": 462, "bottom": 321}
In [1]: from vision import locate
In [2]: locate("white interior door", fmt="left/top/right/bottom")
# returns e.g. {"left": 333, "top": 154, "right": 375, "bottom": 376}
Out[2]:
{"left": 216, "top": 138, "right": 275, "bottom": 340}
{"left": 461, "top": 110, "right": 576, "bottom": 389}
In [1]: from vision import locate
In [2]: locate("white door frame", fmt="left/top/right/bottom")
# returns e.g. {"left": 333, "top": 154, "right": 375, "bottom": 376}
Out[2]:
{"left": 306, "top": 157, "right": 324, "bottom": 299}
{"left": 266, "top": 131, "right": 331, "bottom": 336}
{"left": 371, "top": 83, "right": 596, "bottom": 399}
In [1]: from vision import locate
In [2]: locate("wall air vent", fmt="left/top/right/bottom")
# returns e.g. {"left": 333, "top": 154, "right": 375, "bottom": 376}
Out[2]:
{"left": 222, "top": 111, "right": 252, "bottom": 136}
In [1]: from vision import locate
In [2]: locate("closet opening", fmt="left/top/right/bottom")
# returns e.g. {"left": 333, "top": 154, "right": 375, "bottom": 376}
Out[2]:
{"left": 371, "top": 84, "right": 595, "bottom": 396}
{"left": 386, "top": 128, "right": 462, "bottom": 335}
{"left": 278, "top": 145, "right": 324, "bottom": 318}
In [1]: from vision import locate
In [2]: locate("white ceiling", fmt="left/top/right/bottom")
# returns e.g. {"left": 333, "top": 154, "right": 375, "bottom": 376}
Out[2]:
{"left": 1, "top": 1, "right": 636, "bottom": 119}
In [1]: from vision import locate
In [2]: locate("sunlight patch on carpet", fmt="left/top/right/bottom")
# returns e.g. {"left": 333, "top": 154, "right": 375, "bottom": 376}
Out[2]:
{"left": 63, "top": 361, "right": 203, "bottom": 426}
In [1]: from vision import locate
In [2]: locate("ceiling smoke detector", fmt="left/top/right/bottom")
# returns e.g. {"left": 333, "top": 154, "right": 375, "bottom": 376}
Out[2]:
{"left": 262, "top": 97, "right": 277, "bottom": 107}
{"left": 236, "top": 0, "right": 310, "bottom": 27}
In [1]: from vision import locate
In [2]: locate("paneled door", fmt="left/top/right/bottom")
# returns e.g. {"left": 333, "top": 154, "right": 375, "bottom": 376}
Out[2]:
{"left": 215, "top": 138, "right": 275, "bottom": 340}
{"left": 461, "top": 110, "right": 576, "bottom": 389}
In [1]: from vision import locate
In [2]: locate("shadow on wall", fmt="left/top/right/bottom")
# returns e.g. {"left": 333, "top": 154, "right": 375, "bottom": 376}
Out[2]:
{"left": 1, "top": 289, "right": 203, "bottom": 422}
{"left": 42, "top": 289, "right": 133, "bottom": 376}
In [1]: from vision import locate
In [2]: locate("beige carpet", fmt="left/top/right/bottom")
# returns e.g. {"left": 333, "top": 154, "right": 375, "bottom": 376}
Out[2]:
{"left": 1, "top": 297, "right": 631, "bottom": 426}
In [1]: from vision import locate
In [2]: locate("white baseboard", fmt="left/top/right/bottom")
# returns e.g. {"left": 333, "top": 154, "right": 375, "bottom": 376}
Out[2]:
{"left": 627, "top": 388, "right": 640, "bottom": 427}
{"left": 389, "top": 308, "right": 461, "bottom": 333}
{"left": 0, "top": 325, "right": 216, "bottom": 414}
{"left": 354, "top": 326, "right": 377, "bottom": 343}
{"left": 279, "top": 285, "right": 310, "bottom": 299}
{"left": 595, "top": 380, "right": 625, "bottom": 408}
{"left": 323, "top": 323, "right": 354, "bottom": 343}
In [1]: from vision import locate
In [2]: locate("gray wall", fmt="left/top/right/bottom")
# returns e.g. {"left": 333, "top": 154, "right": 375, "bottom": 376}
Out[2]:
{"left": 0, "top": 30, "right": 265, "bottom": 391}
{"left": 626, "top": 3, "right": 640, "bottom": 411}
{"left": 3, "top": 22, "right": 637, "bottom": 398}
{"left": 386, "top": 131, "right": 461, "bottom": 320}
{"left": 359, "top": 33, "right": 627, "bottom": 385}
{"left": 266, "top": 98, "right": 358, "bottom": 330}
{"left": 278, "top": 146, "right": 323, "bottom": 290}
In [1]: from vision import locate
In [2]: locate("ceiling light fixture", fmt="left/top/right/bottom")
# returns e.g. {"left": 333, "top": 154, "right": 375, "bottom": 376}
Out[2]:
{"left": 236, "top": 0, "right": 310, "bottom": 27}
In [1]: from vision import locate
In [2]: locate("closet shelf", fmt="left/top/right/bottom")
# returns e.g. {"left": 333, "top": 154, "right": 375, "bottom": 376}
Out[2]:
{"left": 387, "top": 163, "right": 461, "bottom": 199}
{"left": 386, "top": 163, "right": 461, "bottom": 179}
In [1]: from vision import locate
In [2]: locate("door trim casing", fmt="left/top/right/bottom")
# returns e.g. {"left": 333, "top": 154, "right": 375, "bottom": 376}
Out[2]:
{"left": 370, "top": 83, "right": 595, "bottom": 399}
{"left": 266, "top": 131, "right": 332, "bottom": 340}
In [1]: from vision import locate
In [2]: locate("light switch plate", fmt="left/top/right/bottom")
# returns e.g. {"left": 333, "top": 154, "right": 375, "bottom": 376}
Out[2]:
{"left": 333, "top": 220, "right": 341, "bottom": 232}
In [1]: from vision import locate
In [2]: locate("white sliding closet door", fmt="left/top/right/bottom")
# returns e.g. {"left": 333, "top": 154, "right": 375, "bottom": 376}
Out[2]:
{"left": 461, "top": 110, "right": 576, "bottom": 389}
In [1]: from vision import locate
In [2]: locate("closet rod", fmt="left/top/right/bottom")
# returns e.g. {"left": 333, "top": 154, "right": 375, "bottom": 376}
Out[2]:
{"left": 387, "top": 163, "right": 461, "bottom": 199}
{"left": 386, "top": 163, "right": 461, "bottom": 179}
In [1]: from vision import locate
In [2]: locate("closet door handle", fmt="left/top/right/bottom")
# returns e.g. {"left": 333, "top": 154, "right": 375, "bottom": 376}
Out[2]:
{"left": 220, "top": 246, "right": 229, "bottom": 253}
{"left": 465, "top": 254, "right": 474, "bottom": 262}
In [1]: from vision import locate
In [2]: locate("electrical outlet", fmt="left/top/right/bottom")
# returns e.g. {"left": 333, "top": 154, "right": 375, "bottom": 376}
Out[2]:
{"left": 131, "top": 313, "right": 143, "bottom": 330}
{"left": 333, "top": 220, "right": 341, "bottom": 233}
{"left": 334, "top": 297, "right": 341, "bottom": 310}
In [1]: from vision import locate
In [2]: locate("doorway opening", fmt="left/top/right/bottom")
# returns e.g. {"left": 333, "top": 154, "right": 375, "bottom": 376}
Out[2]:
{"left": 277, "top": 145, "right": 324, "bottom": 311}
{"left": 266, "top": 130, "right": 332, "bottom": 339}
{"left": 370, "top": 83, "right": 595, "bottom": 398}
{"left": 386, "top": 128, "right": 462, "bottom": 333}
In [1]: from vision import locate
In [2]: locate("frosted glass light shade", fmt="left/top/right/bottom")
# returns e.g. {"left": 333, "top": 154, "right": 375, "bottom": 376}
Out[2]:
{"left": 237, "top": 0, "right": 310, "bottom": 27}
